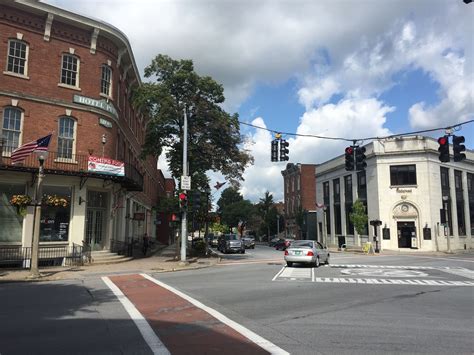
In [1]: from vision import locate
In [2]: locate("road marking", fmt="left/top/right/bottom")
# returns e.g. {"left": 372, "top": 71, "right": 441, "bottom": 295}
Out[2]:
{"left": 219, "top": 258, "right": 284, "bottom": 266}
{"left": 312, "top": 277, "right": 474, "bottom": 286}
{"left": 102, "top": 277, "right": 171, "bottom": 355}
{"left": 331, "top": 264, "right": 438, "bottom": 270}
{"left": 272, "top": 266, "right": 286, "bottom": 281}
{"left": 381, "top": 254, "right": 474, "bottom": 263}
{"left": 441, "top": 268, "right": 474, "bottom": 280}
{"left": 141, "top": 274, "right": 289, "bottom": 355}
{"left": 340, "top": 268, "right": 429, "bottom": 277}
{"left": 274, "top": 267, "right": 313, "bottom": 281}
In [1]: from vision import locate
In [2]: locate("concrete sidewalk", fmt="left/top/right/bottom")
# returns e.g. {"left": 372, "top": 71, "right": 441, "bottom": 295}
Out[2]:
{"left": 0, "top": 244, "right": 220, "bottom": 283}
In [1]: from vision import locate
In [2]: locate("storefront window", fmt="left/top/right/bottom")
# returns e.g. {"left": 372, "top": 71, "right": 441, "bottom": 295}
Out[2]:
{"left": 40, "top": 186, "right": 72, "bottom": 242}
{"left": 0, "top": 182, "right": 25, "bottom": 242}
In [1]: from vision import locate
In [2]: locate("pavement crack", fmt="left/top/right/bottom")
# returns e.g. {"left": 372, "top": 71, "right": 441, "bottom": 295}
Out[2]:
{"left": 392, "top": 289, "right": 441, "bottom": 299}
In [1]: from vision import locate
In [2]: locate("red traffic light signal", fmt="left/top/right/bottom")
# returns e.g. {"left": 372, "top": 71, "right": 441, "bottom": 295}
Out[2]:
{"left": 178, "top": 192, "right": 188, "bottom": 209}
{"left": 345, "top": 146, "right": 354, "bottom": 171}
{"left": 438, "top": 135, "right": 450, "bottom": 162}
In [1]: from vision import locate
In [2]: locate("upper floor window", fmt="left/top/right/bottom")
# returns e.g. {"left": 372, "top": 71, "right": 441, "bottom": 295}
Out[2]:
{"left": 60, "top": 54, "right": 79, "bottom": 87}
{"left": 101, "top": 65, "right": 112, "bottom": 97}
{"left": 390, "top": 165, "right": 416, "bottom": 186}
{"left": 58, "top": 117, "right": 75, "bottom": 159}
{"left": 2, "top": 107, "right": 22, "bottom": 150}
{"left": 7, "top": 39, "right": 28, "bottom": 76}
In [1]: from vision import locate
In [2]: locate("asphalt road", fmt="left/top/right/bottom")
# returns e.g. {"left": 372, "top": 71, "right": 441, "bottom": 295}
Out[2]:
{"left": 1, "top": 246, "right": 473, "bottom": 355}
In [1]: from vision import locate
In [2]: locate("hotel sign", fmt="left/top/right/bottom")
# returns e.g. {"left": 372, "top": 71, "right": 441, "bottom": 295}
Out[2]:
{"left": 73, "top": 95, "right": 118, "bottom": 119}
{"left": 99, "top": 117, "right": 113, "bottom": 128}
{"left": 88, "top": 156, "right": 124, "bottom": 176}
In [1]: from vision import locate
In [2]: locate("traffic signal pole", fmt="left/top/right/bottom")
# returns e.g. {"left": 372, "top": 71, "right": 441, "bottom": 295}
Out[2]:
{"left": 181, "top": 108, "right": 188, "bottom": 263}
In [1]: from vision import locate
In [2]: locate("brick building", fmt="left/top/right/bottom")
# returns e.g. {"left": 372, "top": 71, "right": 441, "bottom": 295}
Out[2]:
{"left": 281, "top": 163, "right": 317, "bottom": 240}
{"left": 0, "top": 0, "right": 173, "bottom": 254}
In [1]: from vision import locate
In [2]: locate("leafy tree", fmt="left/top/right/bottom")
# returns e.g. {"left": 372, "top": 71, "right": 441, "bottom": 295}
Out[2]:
{"left": 132, "top": 54, "right": 253, "bottom": 190}
{"left": 257, "top": 191, "right": 274, "bottom": 240}
{"left": 221, "top": 200, "right": 255, "bottom": 231}
{"left": 349, "top": 199, "right": 368, "bottom": 235}
{"left": 217, "top": 186, "right": 243, "bottom": 214}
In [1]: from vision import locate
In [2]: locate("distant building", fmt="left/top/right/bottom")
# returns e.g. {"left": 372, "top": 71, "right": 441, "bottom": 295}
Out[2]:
{"left": 281, "top": 163, "right": 317, "bottom": 239}
{"left": 315, "top": 136, "right": 473, "bottom": 251}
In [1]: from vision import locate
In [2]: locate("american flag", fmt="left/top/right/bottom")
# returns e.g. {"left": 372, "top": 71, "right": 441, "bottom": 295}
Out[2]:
{"left": 11, "top": 134, "right": 52, "bottom": 164}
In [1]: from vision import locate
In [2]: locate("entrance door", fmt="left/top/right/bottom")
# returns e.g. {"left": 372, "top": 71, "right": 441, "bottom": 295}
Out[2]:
{"left": 85, "top": 191, "right": 108, "bottom": 250}
{"left": 397, "top": 222, "right": 415, "bottom": 248}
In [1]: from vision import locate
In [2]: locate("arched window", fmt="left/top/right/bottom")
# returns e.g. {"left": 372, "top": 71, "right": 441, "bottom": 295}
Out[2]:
{"left": 7, "top": 39, "right": 28, "bottom": 76}
{"left": 2, "top": 107, "right": 22, "bottom": 150}
{"left": 58, "top": 117, "right": 75, "bottom": 159}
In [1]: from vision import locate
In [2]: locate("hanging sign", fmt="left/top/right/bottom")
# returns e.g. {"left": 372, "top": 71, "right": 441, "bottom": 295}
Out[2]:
{"left": 88, "top": 156, "right": 124, "bottom": 176}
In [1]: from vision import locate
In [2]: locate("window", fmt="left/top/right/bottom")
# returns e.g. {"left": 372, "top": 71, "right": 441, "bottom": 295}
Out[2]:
{"left": 40, "top": 186, "right": 72, "bottom": 242}
{"left": 344, "top": 175, "right": 354, "bottom": 235}
{"left": 101, "top": 65, "right": 112, "bottom": 96}
{"left": 323, "top": 182, "right": 331, "bottom": 235}
{"left": 440, "top": 167, "right": 453, "bottom": 236}
{"left": 2, "top": 107, "right": 22, "bottom": 150}
{"left": 390, "top": 165, "right": 417, "bottom": 186}
{"left": 58, "top": 117, "right": 75, "bottom": 159}
{"left": 0, "top": 182, "right": 25, "bottom": 242}
{"left": 333, "top": 178, "right": 341, "bottom": 235}
{"left": 454, "top": 170, "right": 465, "bottom": 236}
{"left": 468, "top": 173, "right": 474, "bottom": 235}
{"left": 60, "top": 54, "right": 79, "bottom": 87}
{"left": 7, "top": 39, "right": 28, "bottom": 75}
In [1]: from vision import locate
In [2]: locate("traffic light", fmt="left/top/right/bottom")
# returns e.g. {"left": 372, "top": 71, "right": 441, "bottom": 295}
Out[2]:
{"left": 178, "top": 191, "right": 188, "bottom": 210}
{"left": 344, "top": 146, "right": 354, "bottom": 171}
{"left": 192, "top": 191, "right": 201, "bottom": 211}
{"left": 280, "top": 139, "right": 289, "bottom": 161}
{"left": 355, "top": 146, "right": 367, "bottom": 171}
{"left": 271, "top": 139, "right": 279, "bottom": 162}
{"left": 453, "top": 135, "right": 466, "bottom": 162}
{"left": 438, "top": 136, "right": 450, "bottom": 162}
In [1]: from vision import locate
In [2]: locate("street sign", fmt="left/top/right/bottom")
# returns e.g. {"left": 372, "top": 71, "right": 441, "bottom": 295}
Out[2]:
{"left": 181, "top": 175, "right": 191, "bottom": 190}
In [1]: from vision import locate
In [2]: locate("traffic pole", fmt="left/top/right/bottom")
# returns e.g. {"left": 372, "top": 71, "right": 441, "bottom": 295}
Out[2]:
{"left": 180, "top": 107, "right": 188, "bottom": 262}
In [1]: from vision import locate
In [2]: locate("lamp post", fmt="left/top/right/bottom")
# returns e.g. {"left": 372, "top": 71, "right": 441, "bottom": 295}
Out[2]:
{"left": 442, "top": 195, "right": 451, "bottom": 253}
{"left": 30, "top": 151, "right": 48, "bottom": 278}
{"left": 180, "top": 107, "right": 188, "bottom": 263}
{"left": 101, "top": 134, "right": 107, "bottom": 157}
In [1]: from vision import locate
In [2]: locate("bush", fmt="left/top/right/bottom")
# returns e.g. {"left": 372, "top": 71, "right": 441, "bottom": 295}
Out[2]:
{"left": 192, "top": 239, "right": 207, "bottom": 256}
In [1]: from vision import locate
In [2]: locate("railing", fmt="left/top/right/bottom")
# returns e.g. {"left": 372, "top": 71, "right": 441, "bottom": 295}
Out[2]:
{"left": 110, "top": 237, "right": 135, "bottom": 257}
{"left": 0, "top": 245, "right": 89, "bottom": 269}
{"left": 0, "top": 145, "right": 143, "bottom": 191}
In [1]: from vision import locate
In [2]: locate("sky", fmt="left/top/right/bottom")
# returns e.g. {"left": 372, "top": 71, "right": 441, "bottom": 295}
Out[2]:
{"left": 44, "top": 0, "right": 474, "bottom": 204}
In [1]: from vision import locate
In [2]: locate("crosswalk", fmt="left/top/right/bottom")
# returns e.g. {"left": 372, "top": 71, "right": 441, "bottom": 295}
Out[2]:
{"left": 272, "top": 264, "right": 474, "bottom": 287}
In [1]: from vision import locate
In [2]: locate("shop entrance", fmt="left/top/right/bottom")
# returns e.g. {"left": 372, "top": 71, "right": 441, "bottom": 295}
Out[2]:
{"left": 85, "top": 191, "right": 108, "bottom": 250}
{"left": 397, "top": 222, "right": 415, "bottom": 248}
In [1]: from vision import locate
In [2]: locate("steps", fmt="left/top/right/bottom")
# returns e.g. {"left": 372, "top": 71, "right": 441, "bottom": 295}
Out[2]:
{"left": 91, "top": 250, "right": 133, "bottom": 265}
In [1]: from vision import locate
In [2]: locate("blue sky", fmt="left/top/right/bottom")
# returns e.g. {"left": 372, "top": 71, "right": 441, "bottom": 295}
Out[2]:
{"left": 45, "top": 0, "right": 474, "bottom": 203}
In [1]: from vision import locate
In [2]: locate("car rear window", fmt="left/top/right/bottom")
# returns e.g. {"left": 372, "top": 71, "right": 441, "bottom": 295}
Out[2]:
{"left": 291, "top": 241, "right": 313, "bottom": 248}
{"left": 226, "top": 235, "right": 238, "bottom": 240}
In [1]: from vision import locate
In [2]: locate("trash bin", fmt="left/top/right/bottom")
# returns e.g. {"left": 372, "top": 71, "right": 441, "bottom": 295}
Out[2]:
{"left": 338, "top": 236, "right": 346, "bottom": 248}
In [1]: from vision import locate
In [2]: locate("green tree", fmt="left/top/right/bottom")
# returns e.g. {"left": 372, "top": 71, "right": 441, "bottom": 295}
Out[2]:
{"left": 217, "top": 187, "right": 243, "bottom": 214}
{"left": 349, "top": 199, "right": 368, "bottom": 235}
{"left": 221, "top": 200, "right": 255, "bottom": 231}
{"left": 257, "top": 191, "right": 274, "bottom": 241}
{"left": 133, "top": 54, "right": 253, "bottom": 190}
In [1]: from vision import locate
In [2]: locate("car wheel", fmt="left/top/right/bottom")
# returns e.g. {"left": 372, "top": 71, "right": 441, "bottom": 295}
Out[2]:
{"left": 251, "top": 246, "right": 255, "bottom": 249}
{"left": 315, "top": 256, "right": 320, "bottom": 268}
{"left": 286, "top": 261, "right": 293, "bottom": 267}
{"left": 325, "top": 254, "right": 330, "bottom": 265}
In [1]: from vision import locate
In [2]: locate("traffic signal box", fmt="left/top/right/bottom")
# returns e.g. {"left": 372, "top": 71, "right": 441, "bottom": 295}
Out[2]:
{"left": 452, "top": 135, "right": 466, "bottom": 162}
{"left": 345, "top": 146, "right": 354, "bottom": 171}
{"left": 178, "top": 191, "right": 188, "bottom": 210}
{"left": 355, "top": 146, "right": 367, "bottom": 171}
{"left": 271, "top": 139, "right": 279, "bottom": 162}
{"left": 438, "top": 136, "right": 450, "bottom": 162}
{"left": 192, "top": 191, "right": 201, "bottom": 211}
{"left": 280, "top": 139, "right": 289, "bottom": 161}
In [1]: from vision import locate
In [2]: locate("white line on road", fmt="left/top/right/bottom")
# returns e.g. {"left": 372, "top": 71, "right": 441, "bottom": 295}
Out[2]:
{"left": 141, "top": 274, "right": 290, "bottom": 355}
{"left": 102, "top": 277, "right": 171, "bottom": 355}
{"left": 272, "top": 266, "right": 286, "bottom": 281}
{"left": 311, "top": 277, "right": 474, "bottom": 286}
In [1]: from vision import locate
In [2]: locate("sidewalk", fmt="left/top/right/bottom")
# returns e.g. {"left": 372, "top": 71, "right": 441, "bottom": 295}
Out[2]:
{"left": 0, "top": 244, "right": 220, "bottom": 283}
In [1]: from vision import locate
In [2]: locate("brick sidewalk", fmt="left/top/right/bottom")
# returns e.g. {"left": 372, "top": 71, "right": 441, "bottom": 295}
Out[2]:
{"left": 0, "top": 244, "right": 220, "bottom": 283}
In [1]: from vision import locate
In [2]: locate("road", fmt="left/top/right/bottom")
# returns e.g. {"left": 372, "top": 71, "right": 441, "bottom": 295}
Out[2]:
{"left": 1, "top": 245, "right": 473, "bottom": 354}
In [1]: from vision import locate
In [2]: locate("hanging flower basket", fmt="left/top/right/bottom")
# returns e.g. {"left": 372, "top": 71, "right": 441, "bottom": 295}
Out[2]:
{"left": 10, "top": 195, "right": 32, "bottom": 217}
{"left": 43, "top": 194, "right": 69, "bottom": 208}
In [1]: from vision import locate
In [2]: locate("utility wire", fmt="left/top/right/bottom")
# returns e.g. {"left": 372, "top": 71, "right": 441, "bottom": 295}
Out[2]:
{"left": 239, "top": 119, "right": 474, "bottom": 143}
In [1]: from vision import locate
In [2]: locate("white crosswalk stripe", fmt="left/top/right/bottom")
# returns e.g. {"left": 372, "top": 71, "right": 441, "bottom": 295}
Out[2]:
{"left": 312, "top": 277, "right": 474, "bottom": 286}
{"left": 330, "top": 264, "right": 438, "bottom": 270}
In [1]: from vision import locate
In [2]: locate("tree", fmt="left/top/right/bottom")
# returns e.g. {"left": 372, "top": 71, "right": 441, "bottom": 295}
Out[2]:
{"left": 221, "top": 200, "right": 255, "bottom": 231}
{"left": 217, "top": 186, "right": 243, "bottom": 214}
{"left": 257, "top": 191, "right": 274, "bottom": 241}
{"left": 349, "top": 199, "right": 368, "bottom": 235}
{"left": 133, "top": 54, "right": 253, "bottom": 190}
{"left": 294, "top": 206, "right": 306, "bottom": 239}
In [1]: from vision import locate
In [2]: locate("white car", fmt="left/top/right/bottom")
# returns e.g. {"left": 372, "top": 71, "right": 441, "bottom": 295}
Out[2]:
{"left": 284, "top": 240, "right": 330, "bottom": 267}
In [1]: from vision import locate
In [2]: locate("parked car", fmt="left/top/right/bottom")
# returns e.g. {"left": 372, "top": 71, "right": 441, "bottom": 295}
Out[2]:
{"left": 268, "top": 236, "right": 280, "bottom": 247}
{"left": 284, "top": 240, "right": 330, "bottom": 267}
{"left": 218, "top": 234, "right": 245, "bottom": 254}
{"left": 210, "top": 236, "right": 219, "bottom": 248}
{"left": 274, "top": 238, "right": 294, "bottom": 250}
{"left": 242, "top": 237, "right": 255, "bottom": 249}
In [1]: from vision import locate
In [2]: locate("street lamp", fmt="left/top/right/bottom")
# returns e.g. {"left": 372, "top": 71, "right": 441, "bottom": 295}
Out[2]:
{"left": 101, "top": 134, "right": 107, "bottom": 157}
{"left": 442, "top": 195, "right": 451, "bottom": 252}
{"left": 30, "top": 150, "right": 48, "bottom": 278}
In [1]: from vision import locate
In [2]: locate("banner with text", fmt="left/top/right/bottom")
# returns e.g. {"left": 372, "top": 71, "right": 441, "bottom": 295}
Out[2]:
{"left": 88, "top": 156, "right": 125, "bottom": 176}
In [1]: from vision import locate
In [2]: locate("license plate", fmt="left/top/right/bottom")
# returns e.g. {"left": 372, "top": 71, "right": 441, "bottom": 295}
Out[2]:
{"left": 295, "top": 251, "right": 301, "bottom": 256}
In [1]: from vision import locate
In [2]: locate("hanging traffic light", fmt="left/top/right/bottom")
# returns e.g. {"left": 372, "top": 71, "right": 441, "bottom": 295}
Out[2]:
{"left": 452, "top": 135, "right": 466, "bottom": 162}
{"left": 355, "top": 146, "right": 367, "bottom": 171}
{"left": 178, "top": 191, "right": 188, "bottom": 210}
{"left": 280, "top": 139, "right": 289, "bottom": 161}
{"left": 438, "top": 136, "right": 450, "bottom": 162}
{"left": 344, "top": 146, "right": 354, "bottom": 171}
{"left": 271, "top": 139, "right": 279, "bottom": 162}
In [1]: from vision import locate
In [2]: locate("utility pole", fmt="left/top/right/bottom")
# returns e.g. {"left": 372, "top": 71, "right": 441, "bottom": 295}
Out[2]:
{"left": 180, "top": 108, "right": 188, "bottom": 262}
{"left": 442, "top": 196, "right": 451, "bottom": 253}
